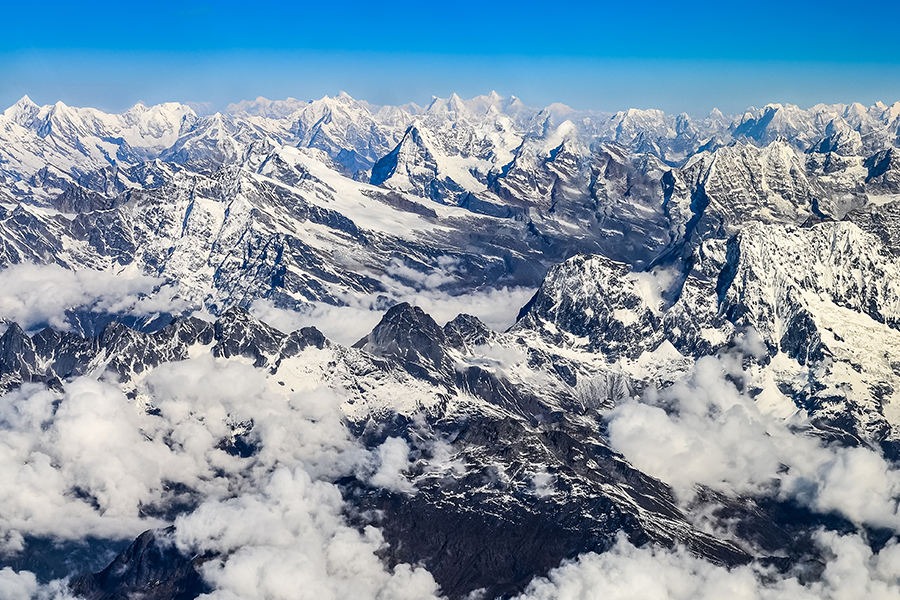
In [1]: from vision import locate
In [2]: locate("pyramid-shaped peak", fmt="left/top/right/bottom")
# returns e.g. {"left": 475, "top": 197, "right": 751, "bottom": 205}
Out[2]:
{"left": 355, "top": 303, "right": 448, "bottom": 374}
{"left": 447, "top": 93, "right": 467, "bottom": 110}
{"left": 15, "top": 95, "right": 37, "bottom": 108}
{"left": 124, "top": 100, "right": 150, "bottom": 114}
{"left": 425, "top": 94, "right": 471, "bottom": 117}
{"left": 4, "top": 95, "right": 41, "bottom": 125}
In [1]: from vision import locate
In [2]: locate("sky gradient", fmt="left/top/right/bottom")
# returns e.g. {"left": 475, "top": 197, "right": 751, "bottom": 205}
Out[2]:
{"left": 3, "top": 1, "right": 899, "bottom": 115}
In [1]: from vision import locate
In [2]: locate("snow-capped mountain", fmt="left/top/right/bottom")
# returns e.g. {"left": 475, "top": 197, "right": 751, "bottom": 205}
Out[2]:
{"left": 3, "top": 91, "right": 900, "bottom": 600}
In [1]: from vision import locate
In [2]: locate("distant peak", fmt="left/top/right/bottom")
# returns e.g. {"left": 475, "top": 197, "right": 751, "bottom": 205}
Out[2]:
{"left": 448, "top": 93, "right": 468, "bottom": 111}
{"left": 546, "top": 102, "right": 573, "bottom": 113}
{"left": 488, "top": 90, "right": 501, "bottom": 100}
{"left": 5, "top": 95, "right": 40, "bottom": 124}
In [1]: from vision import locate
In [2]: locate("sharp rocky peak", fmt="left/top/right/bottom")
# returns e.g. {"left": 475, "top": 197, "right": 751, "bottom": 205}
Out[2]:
{"left": 354, "top": 302, "right": 450, "bottom": 378}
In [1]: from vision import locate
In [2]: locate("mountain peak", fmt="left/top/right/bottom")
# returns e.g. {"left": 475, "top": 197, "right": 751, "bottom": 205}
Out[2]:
{"left": 15, "top": 94, "right": 37, "bottom": 109}
{"left": 4, "top": 95, "right": 41, "bottom": 126}
{"left": 354, "top": 303, "right": 449, "bottom": 377}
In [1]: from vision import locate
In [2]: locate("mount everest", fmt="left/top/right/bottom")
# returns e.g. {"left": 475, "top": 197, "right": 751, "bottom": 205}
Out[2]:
{"left": 2, "top": 91, "right": 900, "bottom": 599}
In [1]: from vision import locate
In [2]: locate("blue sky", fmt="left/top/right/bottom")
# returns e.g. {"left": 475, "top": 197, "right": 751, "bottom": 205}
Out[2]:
{"left": 2, "top": 1, "right": 899, "bottom": 115}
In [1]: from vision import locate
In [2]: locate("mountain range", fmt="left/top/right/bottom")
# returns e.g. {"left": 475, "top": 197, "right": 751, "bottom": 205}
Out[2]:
{"left": 2, "top": 92, "right": 900, "bottom": 599}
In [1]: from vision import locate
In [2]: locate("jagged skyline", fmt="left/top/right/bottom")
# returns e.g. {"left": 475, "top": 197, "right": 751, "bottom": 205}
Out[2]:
{"left": 3, "top": 2, "right": 900, "bottom": 116}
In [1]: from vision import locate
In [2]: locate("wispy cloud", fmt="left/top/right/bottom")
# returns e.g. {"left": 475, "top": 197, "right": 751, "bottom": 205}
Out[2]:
{"left": 0, "top": 263, "right": 189, "bottom": 333}
{"left": 250, "top": 285, "right": 536, "bottom": 346}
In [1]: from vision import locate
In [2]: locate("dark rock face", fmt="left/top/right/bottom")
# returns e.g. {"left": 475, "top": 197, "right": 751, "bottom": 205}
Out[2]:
{"left": 511, "top": 253, "right": 725, "bottom": 361}
{"left": 2, "top": 268, "right": 896, "bottom": 600}
{"left": 348, "top": 409, "right": 750, "bottom": 600}
{"left": 0, "top": 323, "right": 39, "bottom": 389}
{"left": 0, "top": 307, "right": 298, "bottom": 395}
{"left": 845, "top": 199, "right": 900, "bottom": 256}
{"left": 279, "top": 326, "right": 328, "bottom": 359}
{"left": 0, "top": 537, "right": 125, "bottom": 584}
{"left": 69, "top": 528, "right": 209, "bottom": 600}
{"left": 355, "top": 302, "right": 452, "bottom": 379}
{"left": 865, "top": 148, "right": 900, "bottom": 194}
{"left": 443, "top": 313, "right": 494, "bottom": 351}
{"left": 213, "top": 307, "right": 285, "bottom": 367}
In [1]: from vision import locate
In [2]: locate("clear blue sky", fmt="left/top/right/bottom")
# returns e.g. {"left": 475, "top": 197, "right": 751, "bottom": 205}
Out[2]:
{"left": 2, "top": 1, "right": 899, "bottom": 116}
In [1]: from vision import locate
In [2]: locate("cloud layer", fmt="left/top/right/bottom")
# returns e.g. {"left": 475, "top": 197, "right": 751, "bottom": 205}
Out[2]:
{"left": 606, "top": 343, "right": 900, "bottom": 529}
{"left": 0, "top": 354, "right": 439, "bottom": 598}
{"left": 516, "top": 531, "right": 900, "bottom": 600}
{"left": 5, "top": 300, "right": 900, "bottom": 599}
{"left": 0, "top": 263, "right": 188, "bottom": 332}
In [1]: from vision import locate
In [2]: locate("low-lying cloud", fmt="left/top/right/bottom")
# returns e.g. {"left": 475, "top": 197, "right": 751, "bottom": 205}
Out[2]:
{"left": 0, "top": 354, "right": 439, "bottom": 598}
{"left": 606, "top": 345, "right": 900, "bottom": 530}
{"left": 0, "top": 263, "right": 189, "bottom": 332}
{"left": 516, "top": 531, "right": 900, "bottom": 600}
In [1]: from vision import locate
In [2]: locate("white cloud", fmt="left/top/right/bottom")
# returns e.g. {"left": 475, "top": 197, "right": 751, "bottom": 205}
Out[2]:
{"left": 0, "top": 568, "right": 77, "bottom": 600}
{"left": 249, "top": 299, "right": 382, "bottom": 347}
{"left": 385, "top": 257, "right": 457, "bottom": 289}
{"left": 369, "top": 437, "right": 416, "bottom": 494}
{"left": 0, "top": 353, "right": 439, "bottom": 598}
{"left": 173, "top": 467, "right": 440, "bottom": 600}
{"left": 531, "top": 470, "right": 556, "bottom": 498}
{"left": 0, "top": 380, "right": 168, "bottom": 548}
{"left": 515, "top": 531, "right": 900, "bottom": 600}
{"left": 466, "top": 343, "right": 528, "bottom": 371}
{"left": 606, "top": 350, "right": 900, "bottom": 530}
{"left": 629, "top": 266, "right": 680, "bottom": 313}
{"left": 0, "top": 263, "right": 190, "bottom": 332}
